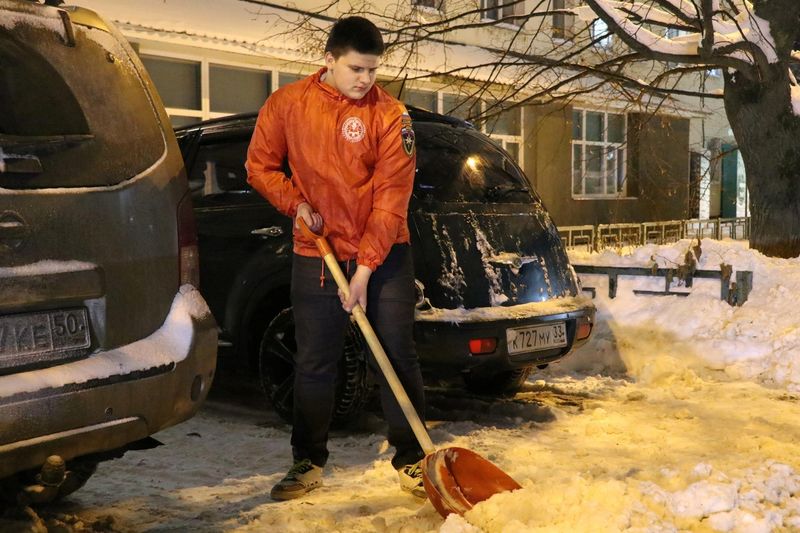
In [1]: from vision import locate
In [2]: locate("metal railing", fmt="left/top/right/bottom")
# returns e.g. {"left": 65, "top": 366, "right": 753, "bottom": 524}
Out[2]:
{"left": 573, "top": 264, "right": 753, "bottom": 306}
{"left": 560, "top": 217, "right": 750, "bottom": 251}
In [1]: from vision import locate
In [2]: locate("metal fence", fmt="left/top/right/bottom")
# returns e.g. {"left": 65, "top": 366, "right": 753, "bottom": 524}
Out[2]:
{"left": 560, "top": 217, "right": 750, "bottom": 251}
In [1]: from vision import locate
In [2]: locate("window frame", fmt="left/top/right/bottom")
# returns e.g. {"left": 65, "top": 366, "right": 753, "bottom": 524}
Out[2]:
{"left": 139, "top": 48, "right": 525, "bottom": 167}
{"left": 590, "top": 17, "right": 613, "bottom": 48}
{"left": 480, "top": 0, "right": 524, "bottom": 28}
{"left": 552, "top": 0, "right": 569, "bottom": 40}
{"left": 441, "top": 94, "right": 524, "bottom": 167}
{"left": 137, "top": 47, "right": 284, "bottom": 125}
{"left": 411, "top": 0, "right": 445, "bottom": 14}
{"left": 571, "top": 108, "right": 627, "bottom": 199}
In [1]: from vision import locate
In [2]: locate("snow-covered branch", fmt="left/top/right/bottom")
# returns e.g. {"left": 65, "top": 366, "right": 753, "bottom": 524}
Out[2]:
{"left": 577, "top": 0, "right": 782, "bottom": 82}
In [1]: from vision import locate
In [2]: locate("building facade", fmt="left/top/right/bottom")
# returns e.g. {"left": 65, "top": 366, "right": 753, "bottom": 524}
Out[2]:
{"left": 71, "top": 0, "right": 744, "bottom": 227}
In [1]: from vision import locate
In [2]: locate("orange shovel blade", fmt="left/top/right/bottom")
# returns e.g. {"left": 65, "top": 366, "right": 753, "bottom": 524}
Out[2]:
{"left": 421, "top": 447, "right": 521, "bottom": 518}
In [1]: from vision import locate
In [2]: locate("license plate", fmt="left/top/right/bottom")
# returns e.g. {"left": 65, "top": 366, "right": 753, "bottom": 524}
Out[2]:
{"left": 506, "top": 322, "right": 567, "bottom": 355}
{"left": 0, "top": 308, "right": 90, "bottom": 361}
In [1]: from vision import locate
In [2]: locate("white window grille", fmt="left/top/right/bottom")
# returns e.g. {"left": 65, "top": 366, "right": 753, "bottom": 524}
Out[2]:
{"left": 571, "top": 108, "right": 626, "bottom": 198}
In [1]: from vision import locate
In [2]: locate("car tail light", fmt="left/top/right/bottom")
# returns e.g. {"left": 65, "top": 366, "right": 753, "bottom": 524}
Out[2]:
{"left": 576, "top": 316, "right": 593, "bottom": 341}
{"left": 177, "top": 192, "right": 199, "bottom": 287}
{"left": 469, "top": 337, "right": 497, "bottom": 355}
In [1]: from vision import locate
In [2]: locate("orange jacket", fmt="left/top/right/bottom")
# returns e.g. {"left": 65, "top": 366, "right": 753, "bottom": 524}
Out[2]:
{"left": 245, "top": 68, "right": 416, "bottom": 271}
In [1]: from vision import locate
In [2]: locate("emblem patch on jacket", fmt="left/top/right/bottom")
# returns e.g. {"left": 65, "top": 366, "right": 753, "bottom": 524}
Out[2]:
{"left": 401, "top": 114, "right": 415, "bottom": 157}
{"left": 341, "top": 117, "right": 366, "bottom": 143}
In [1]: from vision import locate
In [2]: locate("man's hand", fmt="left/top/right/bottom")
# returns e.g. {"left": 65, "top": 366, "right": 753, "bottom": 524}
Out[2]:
{"left": 340, "top": 265, "right": 372, "bottom": 313}
{"left": 295, "top": 202, "right": 323, "bottom": 233}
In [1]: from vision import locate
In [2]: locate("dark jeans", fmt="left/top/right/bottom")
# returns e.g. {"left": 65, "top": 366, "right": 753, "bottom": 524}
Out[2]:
{"left": 290, "top": 244, "right": 426, "bottom": 470}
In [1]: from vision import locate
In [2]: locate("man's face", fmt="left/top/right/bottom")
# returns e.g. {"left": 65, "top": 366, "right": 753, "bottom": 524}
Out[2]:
{"left": 324, "top": 50, "right": 380, "bottom": 100}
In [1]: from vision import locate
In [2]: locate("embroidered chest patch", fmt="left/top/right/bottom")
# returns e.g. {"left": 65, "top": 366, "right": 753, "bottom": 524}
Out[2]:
{"left": 341, "top": 116, "right": 366, "bottom": 143}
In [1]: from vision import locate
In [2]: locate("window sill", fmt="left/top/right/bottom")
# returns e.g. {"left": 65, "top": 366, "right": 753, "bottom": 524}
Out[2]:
{"left": 571, "top": 195, "right": 636, "bottom": 201}
{"left": 480, "top": 18, "right": 523, "bottom": 30}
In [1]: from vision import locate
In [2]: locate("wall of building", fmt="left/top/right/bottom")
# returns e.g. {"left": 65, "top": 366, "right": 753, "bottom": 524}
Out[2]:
{"left": 523, "top": 104, "right": 691, "bottom": 227}
{"left": 72, "top": 0, "right": 726, "bottom": 227}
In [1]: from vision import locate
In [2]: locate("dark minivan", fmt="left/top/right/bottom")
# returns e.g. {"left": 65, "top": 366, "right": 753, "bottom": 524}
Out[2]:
{"left": 0, "top": 0, "right": 217, "bottom": 502}
{"left": 177, "top": 107, "right": 594, "bottom": 422}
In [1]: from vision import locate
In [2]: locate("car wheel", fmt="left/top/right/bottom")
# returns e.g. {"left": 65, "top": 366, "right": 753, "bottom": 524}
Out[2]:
{"left": 258, "top": 308, "right": 369, "bottom": 425}
{"left": 462, "top": 366, "right": 532, "bottom": 395}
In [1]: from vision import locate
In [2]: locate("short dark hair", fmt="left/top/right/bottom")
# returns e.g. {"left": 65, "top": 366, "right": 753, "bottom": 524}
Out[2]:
{"left": 325, "top": 16, "right": 384, "bottom": 58}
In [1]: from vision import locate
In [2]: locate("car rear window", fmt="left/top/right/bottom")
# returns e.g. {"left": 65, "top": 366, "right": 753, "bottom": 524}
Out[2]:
{"left": 0, "top": 12, "right": 163, "bottom": 189}
{"left": 414, "top": 123, "right": 533, "bottom": 203}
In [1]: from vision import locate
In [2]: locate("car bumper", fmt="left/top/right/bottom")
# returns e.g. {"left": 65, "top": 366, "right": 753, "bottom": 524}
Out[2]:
{"left": 0, "top": 286, "right": 217, "bottom": 479}
{"left": 414, "top": 296, "right": 595, "bottom": 377}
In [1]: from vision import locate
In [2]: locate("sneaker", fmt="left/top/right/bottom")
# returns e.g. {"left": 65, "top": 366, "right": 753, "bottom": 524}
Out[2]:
{"left": 270, "top": 459, "right": 323, "bottom": 501}
{"left": 397, "top": 461, "right": 427, "bottom": 499}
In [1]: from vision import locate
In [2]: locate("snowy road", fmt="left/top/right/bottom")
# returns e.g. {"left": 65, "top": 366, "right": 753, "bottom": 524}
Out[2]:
{"left": 6, "top": 239, "right": 800, "bottom": 532}
{"left": 27, "top": 368, "right": 800, "bottom": 532}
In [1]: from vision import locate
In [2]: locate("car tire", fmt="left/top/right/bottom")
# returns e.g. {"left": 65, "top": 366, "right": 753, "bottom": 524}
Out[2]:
{"left": 462, "top": 366, "right": 532, "bottom": 395}
{"left": 258, "top": 307, "right": 369, "bottom": 425}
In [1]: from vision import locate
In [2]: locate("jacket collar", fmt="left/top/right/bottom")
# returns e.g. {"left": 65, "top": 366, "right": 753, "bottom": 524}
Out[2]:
{"left": 313, "top": 67, "right": 374, "bottom": 105}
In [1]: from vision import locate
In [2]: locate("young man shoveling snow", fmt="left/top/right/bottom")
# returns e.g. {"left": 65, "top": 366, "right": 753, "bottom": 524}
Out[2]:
{"left": 246, "top": 16, "right": 426, "bottom": 501}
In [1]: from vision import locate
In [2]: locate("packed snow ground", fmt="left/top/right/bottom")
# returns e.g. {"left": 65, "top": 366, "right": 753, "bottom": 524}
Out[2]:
{"left": 12, "top": 238, "right": 800, "bottom": 532}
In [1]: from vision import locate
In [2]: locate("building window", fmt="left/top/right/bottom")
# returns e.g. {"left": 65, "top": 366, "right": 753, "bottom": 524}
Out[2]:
{"left": 443, "top": 94, "right": 482, "bottom": 123}
{"left": 482, "top": 0, "right": 523, "bottom": 26}
{"left": 279, "top": 72, "right": 305, "bottom": 87}
{"left": 404, "top": 89, "right": 437, "bottom": 112}
{"left": 140, "top": 55, "right": 201, "bottom": 126}
{"left": 552, "top": 0, "right": 568, "bottom": 39}
{"left": 484, "top": 100, "right": 521, "bottom": 136}
{"left": 571, "top": 109, "right": 626, "bottom": 198}
{"left": 140, "top": 53, "right": 272, "bottom": 127}
{"left": 210, "top": 64, "right": 270, "bottom": 114}
{"left": 412, "top": 0, "right": 445, "bottom": 11}
{"left": 591, "top": 18, "right": 613, "bottom": 47}
{"left": 443, "top": 95, "right": 523, "bottom": 165}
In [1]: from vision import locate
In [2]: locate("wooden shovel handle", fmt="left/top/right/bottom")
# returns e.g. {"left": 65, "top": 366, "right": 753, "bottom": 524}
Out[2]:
{"left": 296, "top": 216, "right": 332, "bottom": 256}
{"left": 296, "top": 217, "right": 435, "bottom": 455}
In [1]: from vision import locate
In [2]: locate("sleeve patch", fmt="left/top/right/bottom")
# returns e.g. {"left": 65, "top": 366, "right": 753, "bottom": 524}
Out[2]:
{"left": 401, "top": 114, "right": 415, "bottom": 157}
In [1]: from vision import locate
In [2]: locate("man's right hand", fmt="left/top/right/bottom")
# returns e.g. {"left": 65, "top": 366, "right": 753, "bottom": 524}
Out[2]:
{"left": 295, "top": 202, "right": 324, "bottom": 234}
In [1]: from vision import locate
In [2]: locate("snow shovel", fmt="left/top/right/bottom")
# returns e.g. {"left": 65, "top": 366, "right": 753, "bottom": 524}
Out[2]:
{"left": 297, "top": 218, "right": 521, "bottom": 517}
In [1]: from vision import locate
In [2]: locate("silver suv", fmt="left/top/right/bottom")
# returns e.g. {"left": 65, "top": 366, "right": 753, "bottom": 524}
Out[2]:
{"left": 0, "top": 0, "right": 217, "bottom": 503}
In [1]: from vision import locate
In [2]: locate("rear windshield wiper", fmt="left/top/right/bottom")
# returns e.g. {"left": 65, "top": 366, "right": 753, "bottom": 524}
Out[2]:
{"left": 0, "top": 133, "right": 94, "bottom": 155}
{"left": 1, "top": 134, "right": 93, "bottom": 175}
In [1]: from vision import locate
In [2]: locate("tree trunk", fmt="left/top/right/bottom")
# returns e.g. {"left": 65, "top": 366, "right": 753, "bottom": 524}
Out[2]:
{"left": 723, "top": 63, "right": 800, "bottom": 258}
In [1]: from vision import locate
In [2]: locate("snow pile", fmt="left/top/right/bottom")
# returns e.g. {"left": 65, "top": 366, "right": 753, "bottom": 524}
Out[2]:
{"left": 30, "top": 238, "right": 800, "bottom": 533}
{"left": 566, "top": 238, "right": 800, "bottom": 392}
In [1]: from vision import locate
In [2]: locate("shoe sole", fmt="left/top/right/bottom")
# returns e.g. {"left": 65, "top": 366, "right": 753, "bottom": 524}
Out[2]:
{"left": 401, "top": 486, "right": 427, "bottom": 499}
{"left": 270, "top": 481, "right": 322, "bottom": 501}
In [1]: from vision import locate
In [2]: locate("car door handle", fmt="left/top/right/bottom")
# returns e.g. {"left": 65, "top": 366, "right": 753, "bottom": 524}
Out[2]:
{"left": 251, "top": 226, "right": 284, "bottom": 238}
